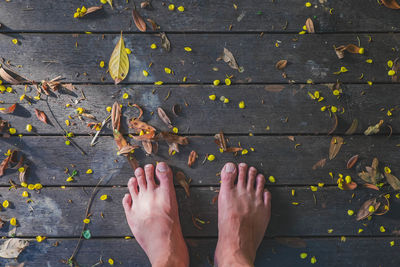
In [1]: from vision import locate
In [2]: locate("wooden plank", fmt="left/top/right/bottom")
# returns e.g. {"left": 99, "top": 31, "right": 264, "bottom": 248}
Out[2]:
{"left": 1, "top": 135, "right": 399, "bottom": 186}
{"left": 1, "top": 84, "right": 399, "bottom": 135}
{"left": 1, "top": 187, "right": 399, "bottom": 237}
{"left": 0, "top": 0, "right": 399, "bottom": 33}
{"left": 0, "top": 33, "right": 399, "bottom": 84}
{"left": 1, "top": 237, "right": 400, "bottom": 267}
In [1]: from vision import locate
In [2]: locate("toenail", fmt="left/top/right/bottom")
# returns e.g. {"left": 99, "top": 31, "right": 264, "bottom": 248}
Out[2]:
{"left": 157, "top": 163, "right": 167, "bottom": 172}
{"left": 224, "top": 162, "right": 236, "bottom": 173}
{"left": 239, "top": 163, "right": 247, "bottom": 168}
{"left": 145, "top": 164, "right": 152, "bottom": 169}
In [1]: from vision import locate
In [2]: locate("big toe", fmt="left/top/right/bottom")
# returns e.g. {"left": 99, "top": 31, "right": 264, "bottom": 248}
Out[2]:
{"left": 220, "top": 162, "right": 237, "bottom": 190}
{"left": 155, "top": 162, "right": 173, "bottom": 188}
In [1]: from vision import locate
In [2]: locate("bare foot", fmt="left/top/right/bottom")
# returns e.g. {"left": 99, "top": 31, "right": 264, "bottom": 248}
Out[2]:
{"left": 122, "top": 162, "right": 189, "bottom": 267}
{"left": 214, "top": 162, "right": 271, "bottom": 267}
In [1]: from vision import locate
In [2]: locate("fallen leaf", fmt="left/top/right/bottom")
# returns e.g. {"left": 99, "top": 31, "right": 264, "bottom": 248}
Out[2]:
{"left": 364, "top": 120, "right": 383, "bottom": 135}
{"left": 188, "top": 150, "right": 197, "bottom": 167}
{"left": 375, "top": 197, "right": 390, "bottom": 216}
{"left": 0, "top": 104, "right": 17, "bottom": 114}
{"left": 346, "top": 155, "right": 359, "bottom": 169}
{"left": 109, "top": 32, "right": 130, "bottom": 84}
{"left": 111, "top": 102, "right": 121, "bottom": 131}
{"left": 157, "top": 107, "right": 172, "bottom": 128}
{"left": 147, "top": 19, "right": 158, "bottom": 31}
{"left": 305, "top": 18, "right": 315, "bottom": 33}
{"left": 0, "top": 239, "right": 29, "bottom": 259}
{"left": 218, "top": 48, "right": 241, "bottom": 71}
{"left": 342, "top": 181, "right": 357, "bottom": 190}
{"left": 356, "top": 198, "right": 380, "bottom": 221}
{"left": 329, "top": 136, "right": 344, "bottom": 160}
{"left": 327, "top": 113, "right": 338, "bottom": 135}
{"left": 80, "top": 5, "right": 103, "bottom": 17}
{"left": 176, "top": 171, "right": 190, "bottom": 197}
{"left": 168, "top": 142, "right": 180, "bottom": 155}
{"left": 159, "top": 132, "right": 188, "bottom": 145}
{"left": 0, "top": 67, "right": 27, "bottom": 85}
{"left": 172, "top": 104, "right": 181, "bottom": 116}
{"left": 0, "top": 154, "right": 12, "bottom": 177}
{"left": 385, "top": 172, "right": 400, "bottom": 190}
{"left": 214, "top": 131, "right": 227, "bottom": 151}
{"left": 362, "top": 183, "right": 379, "bottom": 191}
{"left": 345, "top": 119, "right": 358, "bottom": 135}
{"left": 275, "top": 60, "right": 287, "bottom": 70}
{"left": 19, "top": 164, "right": 29, "bottom": 184}
{"left": 132, "top": 9, "right": 146, "bottom": 32}
{"left": 312, "top": 158, "right": 326, "bottom": 170}
{"left": 381, "top": 0, "right": 400, "bottom": 9}
{"left": 34, "top": 109, "right": 48, "bottom": 124}
{"left": 142, "top": 140, "right": 152, "bottom": 154}
{"left": 334, "top": 44, "right": 363, "bottom": 59}
{"left": 160, "top": 32, "right": 171, "bottom": 52}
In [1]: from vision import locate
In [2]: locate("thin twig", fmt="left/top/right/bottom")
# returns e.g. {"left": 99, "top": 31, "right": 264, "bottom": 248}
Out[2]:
{"left": 69, "top": 175, "right": 107, "bottom": 264}
{"left": 90, "top": 115, "right": 111, "bottom": 146}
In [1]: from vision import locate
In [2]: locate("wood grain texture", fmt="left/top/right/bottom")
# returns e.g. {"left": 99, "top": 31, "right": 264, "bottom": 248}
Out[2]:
{"left": 0, "top": 0, "right": 399, "bottom": 33}
{"left": 1, "top": 33, "right": 399, "bottom": 84}
{"left": 0, "top": 187, "right": 399, "bottom": 237}
{"left": 1, "top": 237, "right": 400, "bottom": 267}
{"left": 1, "top": 135, "right": 399, "bottom": 186}
{"left": 1, "top": 84, "right": 399, "bottom": 135}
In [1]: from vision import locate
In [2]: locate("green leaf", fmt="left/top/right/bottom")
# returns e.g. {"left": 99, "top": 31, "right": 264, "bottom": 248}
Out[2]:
{"left": 109, "top": 32, "right": 130, "bottom": 84}
{"left": 83, "top": 229, "right": 91, "bottom": 239}
{"left": 71, "top": 170, "right": 78, "bottom": 177}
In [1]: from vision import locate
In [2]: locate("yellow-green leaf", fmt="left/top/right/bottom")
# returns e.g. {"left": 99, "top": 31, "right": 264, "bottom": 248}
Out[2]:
{"left": 109, "top": 33, "right": 129, "bottom": 84}
{"left": 107, "top": 0, "right": 113, "bottom": 9}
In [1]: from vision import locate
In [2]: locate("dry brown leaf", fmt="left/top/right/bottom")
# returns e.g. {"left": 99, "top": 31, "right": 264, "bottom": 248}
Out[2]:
{"left": 218, "top": 48, "right": 241, "bottom": 71}
{"left": 364, "top": 120, "right": 384, "bottom": 135}
{"left": 0, "top": 104, "right": 17, "bottom": 114}
{"left": 157, "top": 107, "right": 172, "bottom": 128}
{"left": 0, "top": 154, "right": 12, "bottom": 177}
{"left": 327, "top": 113, "right": 338, "bottom": 135}
{"left": 172, "top": 104, "right": 181, "bottom": 117}
{"left": 176, "top": 171, "right": 190, "bottom": 197}
{"left": 111, "top": 102, "right": 121, "bottom": 131}
{"left": 328, "top": 136, "right": 344, "bottom": 160}
{"left": 225, "top": 147, "right": 243, "bottom": 153}
{"left": 142, "top": 140, "right": 152, "bottom": 155}
{"left": 34, "top": 109, "right": 48, "bottom": 124}
{"left": 0, "top": 238, "right": 29, "bottom": 259}
{"left": 345, "top": 119, "right": 358, "bottom": 135}
{"left": 381, "top": 0, "right": 400, "bottom": 9}
{"left": 375, "top": 197, "right": 390, "bottom": 216}
{"left": 160, "top": 32, "right": 170, "bottom": 52}
{"left": 334, "top": 44, "right": 363, "bottom": 59}
{"left": 305, "top": 18, "right": 315, "bottom": 33}
{"left": 81, "top": 5, "right": 103, "bottom": 17}
{"left": 0, "top": 67, "right": 27, "bottom": 85}
{"left": 312, "top": 158, "right": 326, "bottom": 170}
{"left": 363, "top": 183, "right": 380, "bottom": 191}
{"left": 147, "top": 19, "right": 158, "bottom": 31}
{"left": 81, "top": 113, "right": 96, "bottom": 120}
{"left": 168, "top": 142, "right": 179, "bottom": 155}
{"left": 132, "top": 9, "right": 146, "bottom": 32}
{"left": 385, "top": 172, "right": 400, "bottom": 190}
{"left": 356, "top": 198, "right": 380, "bottom": 221}
{"left": 341, "top": 181, "right": 357, "bottom": 190}
{"left": 129, "top": 118, "right": 156, "bottom": 134}
{"left": 19, "top": 164, "right": 29, "bottom": 184}
{"left": 346, "top": 155, "right": 359, "bottom": 169}
{"left": 275, "top": 60, "right": 288, "bottom": 70}
{"left": 159, "top": 132, "right": 188, "bottom": 145}
{"left": 214, "top": 131, "right": 227, "bottom": 151}
{"left": 188, "top": 150, "right": 197, "bottom": 167}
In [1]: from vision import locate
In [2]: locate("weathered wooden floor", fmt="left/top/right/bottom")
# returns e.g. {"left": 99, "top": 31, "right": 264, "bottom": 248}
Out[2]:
{"left": 0, "top": 0, "right": 400, "bottom": 266}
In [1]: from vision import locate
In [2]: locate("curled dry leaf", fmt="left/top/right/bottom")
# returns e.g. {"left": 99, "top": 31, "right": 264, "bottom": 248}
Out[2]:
{"left": 159, "top": 132, "right": 188, "bottom": 145}
{"left": 346, "top": 155, "right": 359, "bottom": 169}
{"left": 327, "top": 113, "right": 338, "bottom": 135}
{"left": 328, "top": 136, "right": 344, "bottom": 160}
{"left": 147, "top": 19, "right": 158, "bottom": 31}
{"left": 0, "top": 67, "right": 28, "bottom": 85}
{"left": 176, "top": 171, "right": 190, "bottom": 197}
{"left": 0, "top": 153, "right": 13, "bottom": 177}
{"left": 364, "top": 120, "right": 384, "bottom": 135}
{"left": 345, "top": 119, "right": 358, "bottom": 135}
{"left": 357, "top": 198, "right": 380, "bottom": 221}
{"left": 305, "top": 18, "right": 315, "bottom": 33}
{"left": 334, "top": 44, "right": 363, "bottom": 59}
{"left": 157, "top": 107, "right": 172, "bottom": 128}
{"left": 142, "top": 140, "right": 152, "bottom": 155}
{"left": 172, "top": 104, "right": 181, "bottom": 116}
{"left": 312, "top": 158, "right": 326, "bottom": 170}
{"left": 168, "top": 142, "right": 179, "bottom": 155}
{"left": 381, "top": 0, "right": 400, "bottom": 9}
{"left": 385, "top": 172, "right": 400, "bottom": 190}
{"left": 132, "top": 9, "right": 146, "bottom": 32}
{"left": 0, "top": 238, "right": 29, "bottom": 259}
{"left": 188, "top": 150, "right": 198, "bottom": 167}
{"left": 275, "top": 60, "right": 288, "bottom": 70}
{"left": 375, "top": 197, "right": 390, "bottom": 216}
{"left": 19, "top": 164, "right": 29, "bottom": 184}
{"left": 217, "top": 48, "right": 241, "bottom": 71}
{"left": 214, "top": 131, "right": 227, "bottom": 151}
{"left": 111, "top": 102, "right": 121, "bottom": 131}
{"left": 0, "top": 104, "right": 17, "bottom": 114}
{"left": 392, "top": 58, "right": 400, "bottom": 82}
{"left": 34, "top": 109, "right": 48, "bottom": 124}
{"left": 341, "top": 181, "right": 357, "bottom": 190}
{"left": 160, "top": 32, "right": 171, "bottom": 52}
{"left": 109, "top": 32, "right": 129, "bottom": 84}
{"left": 363, "top": 183, "right": 380, "bottom": 191}
{"left": 80, "top": 5, "right": 103, "bottom": 17}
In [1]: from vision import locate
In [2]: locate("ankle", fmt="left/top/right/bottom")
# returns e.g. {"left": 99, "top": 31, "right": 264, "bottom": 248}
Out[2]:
{"left": 215, "top": 248, "right": 254, "bottom": 267}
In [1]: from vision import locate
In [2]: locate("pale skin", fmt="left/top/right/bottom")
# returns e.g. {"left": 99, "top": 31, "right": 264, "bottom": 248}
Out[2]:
{"left": 122, "top": 162, "right": 271, "bottom": 267}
